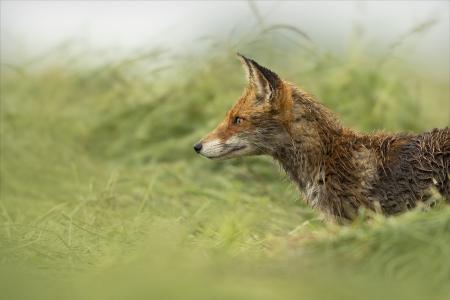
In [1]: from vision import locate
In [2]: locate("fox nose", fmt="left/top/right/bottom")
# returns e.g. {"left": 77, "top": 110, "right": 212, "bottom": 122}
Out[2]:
{"left": 193, "top": 143, "right": 203, "bottom": 153}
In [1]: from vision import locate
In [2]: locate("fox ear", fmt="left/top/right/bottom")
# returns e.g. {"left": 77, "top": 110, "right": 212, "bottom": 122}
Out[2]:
{"left": 236, "top": 53, "right": 281, "bottom": 101}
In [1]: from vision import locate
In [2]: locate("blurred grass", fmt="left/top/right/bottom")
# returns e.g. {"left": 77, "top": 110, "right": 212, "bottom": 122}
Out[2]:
{"left": 1, "top": 20, "right": 449, "bottom": 300}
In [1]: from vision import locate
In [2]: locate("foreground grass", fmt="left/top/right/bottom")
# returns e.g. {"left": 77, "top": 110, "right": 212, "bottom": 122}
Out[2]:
{"left": 1, "top": 37, "right": 449, "bottom": 300}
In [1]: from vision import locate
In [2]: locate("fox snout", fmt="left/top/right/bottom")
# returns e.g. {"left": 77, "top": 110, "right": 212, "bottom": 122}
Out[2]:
{"left": 193, "top": 136, "right": 251, "bottom": 160}
{"left": 193, "top": 143, "right": 202, "bottom": 153}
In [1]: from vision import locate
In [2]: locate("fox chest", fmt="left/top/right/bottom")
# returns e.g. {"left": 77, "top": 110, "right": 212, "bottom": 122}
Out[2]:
{"left": 303, "top": 180, "right": 326, "bottom": 209}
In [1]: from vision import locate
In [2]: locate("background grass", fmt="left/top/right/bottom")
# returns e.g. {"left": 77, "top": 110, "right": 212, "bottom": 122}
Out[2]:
{"left": 1, "top": 22, "right": 449, "bottom": 300}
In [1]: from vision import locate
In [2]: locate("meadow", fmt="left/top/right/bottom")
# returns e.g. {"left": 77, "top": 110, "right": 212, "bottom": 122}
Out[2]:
{"left": 1, "top": 25, "right": 449, "bottom": 300}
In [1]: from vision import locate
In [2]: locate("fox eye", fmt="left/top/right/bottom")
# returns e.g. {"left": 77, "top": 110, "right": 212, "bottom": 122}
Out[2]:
{"left": 233, "top": 116, "right": 243, "bottom": 125}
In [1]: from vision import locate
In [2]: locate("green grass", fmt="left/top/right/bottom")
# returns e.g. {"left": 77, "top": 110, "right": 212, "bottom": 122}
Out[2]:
{"left": 1, "top": 28, "right": 449, "bottom": 300}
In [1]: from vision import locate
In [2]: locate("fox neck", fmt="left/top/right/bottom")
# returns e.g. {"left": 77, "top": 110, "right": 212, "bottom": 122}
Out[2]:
{"left": 271, "top": 88, "right": 345, "bottom": 193}
{"left": 272, "top": 134, "right": 329, "bottom": 192}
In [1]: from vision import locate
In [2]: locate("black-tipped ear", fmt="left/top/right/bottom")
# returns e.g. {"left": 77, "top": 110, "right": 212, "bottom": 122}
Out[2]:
{"left": 236, "top": 53, "right": 281, "bottom": 100}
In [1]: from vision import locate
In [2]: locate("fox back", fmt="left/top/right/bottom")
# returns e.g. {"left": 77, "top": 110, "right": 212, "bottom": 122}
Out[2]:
{"left": 194, "top": 54, "right": 450, "bottom": 222}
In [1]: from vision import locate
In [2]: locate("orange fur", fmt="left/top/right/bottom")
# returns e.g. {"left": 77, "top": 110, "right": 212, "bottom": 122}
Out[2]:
{"left": 195, "top": 54, "right": 449, "bottom": 222}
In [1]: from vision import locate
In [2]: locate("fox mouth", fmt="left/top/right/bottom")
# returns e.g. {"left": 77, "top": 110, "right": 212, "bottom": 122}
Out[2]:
{"left": 206, "top": 145, "right": 247, "bottom": 159}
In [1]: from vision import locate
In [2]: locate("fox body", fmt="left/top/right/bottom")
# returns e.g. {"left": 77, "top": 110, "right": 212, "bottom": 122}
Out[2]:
{"left": 194, "top": 54, "right": 450, "bottom": 222}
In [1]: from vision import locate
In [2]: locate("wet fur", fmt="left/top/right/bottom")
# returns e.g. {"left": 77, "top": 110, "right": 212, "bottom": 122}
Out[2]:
{"left": 276, "top": 88, "right": 449, "bottom": 221}
{"left": 198, "top": 55, "right": 450, "bottom": 222}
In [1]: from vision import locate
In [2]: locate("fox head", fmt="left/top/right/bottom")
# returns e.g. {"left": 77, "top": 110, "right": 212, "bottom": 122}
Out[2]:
{"left": 194, "top": 54, "right": 296, "bottom": 160}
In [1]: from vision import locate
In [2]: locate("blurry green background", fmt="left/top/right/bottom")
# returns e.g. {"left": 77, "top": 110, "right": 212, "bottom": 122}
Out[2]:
{"left": 1, "top": 1, "right": 449, "bottom": 300}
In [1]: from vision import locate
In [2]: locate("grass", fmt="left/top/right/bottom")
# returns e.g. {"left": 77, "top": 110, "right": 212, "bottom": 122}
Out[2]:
{"left": 0, "top": 25, "right": 449, "bottom": 300}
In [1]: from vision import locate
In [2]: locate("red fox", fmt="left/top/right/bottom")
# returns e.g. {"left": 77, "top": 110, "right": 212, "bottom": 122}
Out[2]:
{"left": 194, "top": 54, "right": 450, "bottom": 222}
